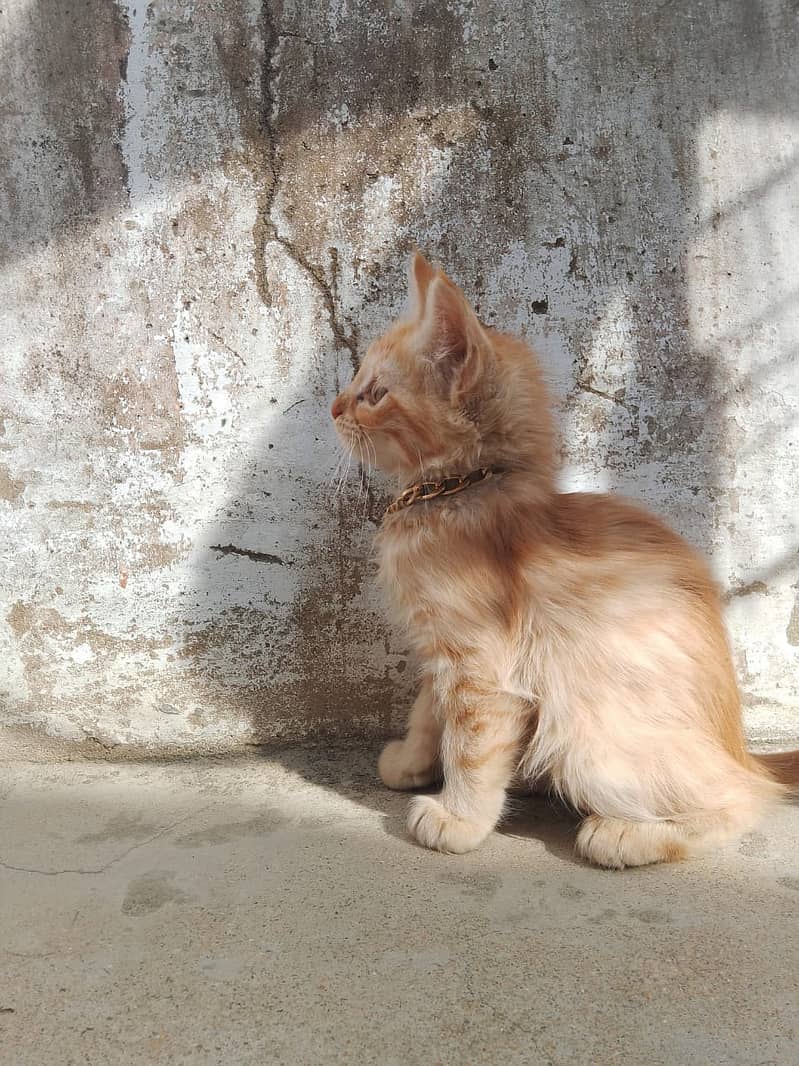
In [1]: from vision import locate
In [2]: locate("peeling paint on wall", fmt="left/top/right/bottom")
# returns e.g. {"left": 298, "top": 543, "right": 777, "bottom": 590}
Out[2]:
{"left": 1, "top": 0, "right": 797, "bottom": 751}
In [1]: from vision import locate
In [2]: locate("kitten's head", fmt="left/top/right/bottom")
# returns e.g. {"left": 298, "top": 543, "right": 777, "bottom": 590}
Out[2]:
{"left": 331, "top": 252, "right": 554, "bottom": 485}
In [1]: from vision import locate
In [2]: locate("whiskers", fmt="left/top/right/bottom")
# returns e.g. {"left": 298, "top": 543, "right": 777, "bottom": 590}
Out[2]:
{"left": 327, "top": 440, "right": 353, "bottom": 499}
{"left": 328, "top": 423, "right": 378, "bottom": 530}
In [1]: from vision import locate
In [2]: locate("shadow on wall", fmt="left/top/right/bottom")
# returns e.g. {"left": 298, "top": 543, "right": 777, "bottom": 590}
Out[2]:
{"left": 179, "top": 0, "right": 558, "bottom": 744}
{"left": 3, "top": 1, "right": 797, "bottom": 748}
{"left": 192, "top": 1, "right": 799, "bottom": 747}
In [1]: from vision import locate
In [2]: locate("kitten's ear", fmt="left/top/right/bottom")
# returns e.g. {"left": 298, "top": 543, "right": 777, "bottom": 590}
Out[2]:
{"left": 419, "top": 273, "right": 490, "bottom": 399}
{"left": 408, "top": 250, "right": 436, "bottom": 317}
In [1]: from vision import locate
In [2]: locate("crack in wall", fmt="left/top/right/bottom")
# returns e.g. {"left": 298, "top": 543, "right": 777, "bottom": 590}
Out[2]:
{"left": 249, "top": 0, "right": 279, "bottom": 309}
{"left": 724, "top": 579, "right": 768, "bottom": 602}
{"left": 228, "top": 4, "right": 360, "bottom": 377}
{"left": 210, "top": 543, "right": 288, "bottom": 565}
{"left": 270, "top": 233, "right": 360, "bottom": 376}
{"left": 208, "top": 329, "right": 247, "bottom": 366}
{"left": 575, "top": 381, "right": 632, "bottom": 411}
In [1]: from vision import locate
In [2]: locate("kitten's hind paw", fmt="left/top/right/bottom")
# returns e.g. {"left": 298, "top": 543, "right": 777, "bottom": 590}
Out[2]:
{"left": 407, "top": 795, "right": 490, "bottom": 854}
{"left": 378, "top": 740, "right": 441, "bottom": 791}
{"left": 576, "top": 815, "right": 686, "bottom": 869}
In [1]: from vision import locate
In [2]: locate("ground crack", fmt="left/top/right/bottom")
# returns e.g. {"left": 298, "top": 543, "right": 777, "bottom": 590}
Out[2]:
{"left": 0, "top": 811, "right": 198, "bottom": 877}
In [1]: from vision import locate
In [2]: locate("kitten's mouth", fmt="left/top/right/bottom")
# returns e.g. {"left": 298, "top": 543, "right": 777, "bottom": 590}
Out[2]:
{"left": 335, "top": 419, "right": 376, "bottom": 468}
{"left": 333, "top": 418, "right": 356, "bottom": 448}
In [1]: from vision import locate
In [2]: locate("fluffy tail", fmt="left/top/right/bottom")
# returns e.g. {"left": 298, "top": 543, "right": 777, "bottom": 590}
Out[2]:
{"left": 751, "top": 750, "right": 799, "bottom": 787}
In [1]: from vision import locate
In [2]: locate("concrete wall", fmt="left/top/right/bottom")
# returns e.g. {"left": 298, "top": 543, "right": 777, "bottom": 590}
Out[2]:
{"left": 2, "top": 0, "right": 798, "bottom": 753}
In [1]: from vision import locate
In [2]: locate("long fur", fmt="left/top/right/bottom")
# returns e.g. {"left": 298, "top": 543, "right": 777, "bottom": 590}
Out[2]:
{"left": 332, "top": 252, "right": 798, "bottom": 868}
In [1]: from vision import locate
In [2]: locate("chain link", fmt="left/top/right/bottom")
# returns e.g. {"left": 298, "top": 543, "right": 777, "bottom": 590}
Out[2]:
{"left": 384, "top": 467, "right": 497, "bottom": 517}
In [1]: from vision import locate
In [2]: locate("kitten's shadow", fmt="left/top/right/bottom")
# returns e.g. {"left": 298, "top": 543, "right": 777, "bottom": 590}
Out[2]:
{"left": 500, "top": 789, "right": 582, "bottom": 862}
{"left": 269, "top": 743, "right": 581, "bottom": 863}
{"left": 379, "top": 786, "right": 580, "bottom": 865}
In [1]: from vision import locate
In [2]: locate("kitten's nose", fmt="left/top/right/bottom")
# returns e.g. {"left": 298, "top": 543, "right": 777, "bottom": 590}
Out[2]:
{"left": 331, "top": 394, "right": 346, "bottom": 419}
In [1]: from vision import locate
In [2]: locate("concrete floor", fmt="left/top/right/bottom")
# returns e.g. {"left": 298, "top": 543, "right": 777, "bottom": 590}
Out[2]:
{"left": 1, "top": 748, "right": 797, "bottom": 1066}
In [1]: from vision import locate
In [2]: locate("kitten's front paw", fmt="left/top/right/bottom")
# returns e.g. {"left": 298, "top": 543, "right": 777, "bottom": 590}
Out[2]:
{"left": 407, "top": 795, "right": 490, "bottom": 854}
{"left": 378, "top": 740, "right": 440, "bottom": 791}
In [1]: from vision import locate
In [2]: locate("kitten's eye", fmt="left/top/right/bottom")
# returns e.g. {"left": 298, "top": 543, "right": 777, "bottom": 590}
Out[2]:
{"left": 357, "top": 383, "right": 388, "bottom": 405}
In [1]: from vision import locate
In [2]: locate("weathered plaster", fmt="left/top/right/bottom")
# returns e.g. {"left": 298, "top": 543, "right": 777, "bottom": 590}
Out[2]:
{"left": 1, "top": 0, "right": 797, "bottom": 752}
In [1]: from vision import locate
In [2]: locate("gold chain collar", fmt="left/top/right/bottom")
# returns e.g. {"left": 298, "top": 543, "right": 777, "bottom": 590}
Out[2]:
{"left": 384, "top": 466, "right": 501, "bottom": 517}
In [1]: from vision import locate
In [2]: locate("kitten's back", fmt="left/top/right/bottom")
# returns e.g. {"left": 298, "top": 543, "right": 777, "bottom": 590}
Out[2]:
{"left": 527, "top": 488, "right": 751, "bottom": 765}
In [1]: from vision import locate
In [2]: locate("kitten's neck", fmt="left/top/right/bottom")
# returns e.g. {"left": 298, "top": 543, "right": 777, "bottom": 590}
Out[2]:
{"left": 390, "top": 461, "right": 554, "bottom": 519}
{"left": 386, "top": 465, "right": 502, "bottom": 516}
{"left": 398, "top": 455, "right": 552, "bottom": 492}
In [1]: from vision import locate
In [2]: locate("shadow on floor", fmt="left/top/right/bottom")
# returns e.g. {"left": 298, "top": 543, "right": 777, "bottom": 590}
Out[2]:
{"left": 258, "top": 741, "right": 582, "bottom": 864}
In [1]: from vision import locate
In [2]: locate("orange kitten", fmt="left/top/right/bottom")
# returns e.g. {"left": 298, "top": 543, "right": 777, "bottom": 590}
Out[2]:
{"left": 331, "top": 252, "right": 799, "bottom": 868}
